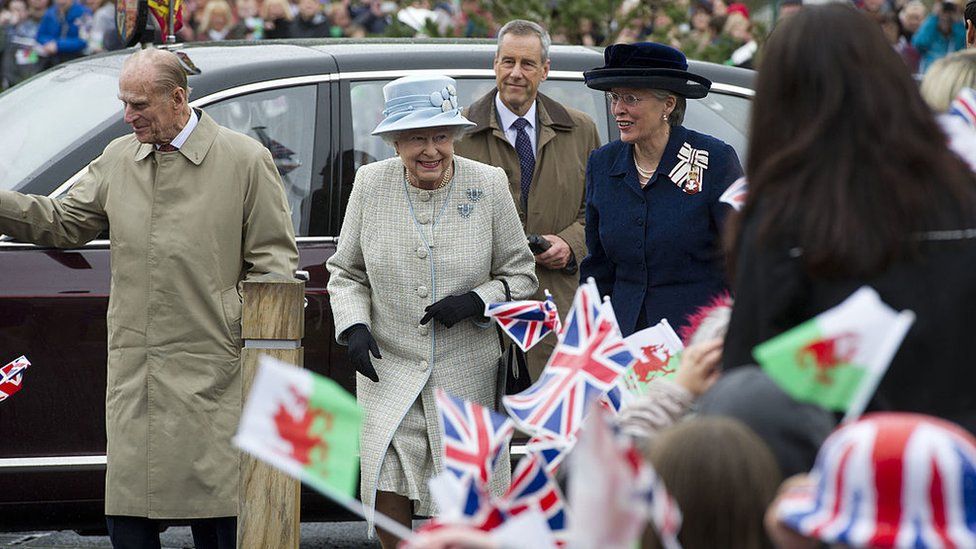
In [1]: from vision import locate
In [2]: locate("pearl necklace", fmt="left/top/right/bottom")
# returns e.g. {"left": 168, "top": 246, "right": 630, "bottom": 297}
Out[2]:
{"left": 406, "top": 162, "right": 453, "bottom": 190}
{"left": 634, "top": 157, "right": 655, "bottom": 180}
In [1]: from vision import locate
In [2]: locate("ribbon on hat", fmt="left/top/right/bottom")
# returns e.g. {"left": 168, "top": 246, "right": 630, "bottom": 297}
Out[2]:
{"left": 668, "top": 142, "right": 709, "bottom": 195}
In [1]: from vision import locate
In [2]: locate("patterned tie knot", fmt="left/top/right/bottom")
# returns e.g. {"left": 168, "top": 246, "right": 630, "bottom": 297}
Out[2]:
{"left": 512, "top": 117, "right": 530, "bottom": 132}
{"left": 157, "top": 143, "right": 178, "bottom": 152}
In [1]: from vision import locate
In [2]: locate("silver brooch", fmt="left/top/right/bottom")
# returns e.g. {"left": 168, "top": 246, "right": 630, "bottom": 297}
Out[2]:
{"left": 466, "top": 189, "right": 484, "bottom": 202}
{"left": 458, "top": 203, "right": 474, "bottom": 218}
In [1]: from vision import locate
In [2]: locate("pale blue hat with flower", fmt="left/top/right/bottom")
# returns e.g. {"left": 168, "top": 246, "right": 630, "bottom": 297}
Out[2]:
{"left": 371, "top": 74, "right": 476, "bottom": 136}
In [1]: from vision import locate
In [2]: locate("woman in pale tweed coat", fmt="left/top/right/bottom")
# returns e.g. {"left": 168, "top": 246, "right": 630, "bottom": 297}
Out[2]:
{"left": 326, "top": 74, "right": 538, "bottom": 548}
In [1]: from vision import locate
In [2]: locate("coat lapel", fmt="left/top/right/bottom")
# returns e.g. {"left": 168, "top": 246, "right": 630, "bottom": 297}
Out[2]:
{"left": 132, "top": 108, "right": 217, "bottom": 165}
{"left": 178, "top": 109, "right": 218, "bottom": 166}
{"left": 609, "top": 142, "right": 645, "bottom": 199}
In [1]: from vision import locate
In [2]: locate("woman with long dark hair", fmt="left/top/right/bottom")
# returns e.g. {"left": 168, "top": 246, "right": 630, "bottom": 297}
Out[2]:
{"left": 723, "top": 4, "right": 976, "bottom": 432}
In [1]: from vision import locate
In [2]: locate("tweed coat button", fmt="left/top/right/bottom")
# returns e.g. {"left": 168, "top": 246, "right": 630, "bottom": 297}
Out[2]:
{"left": 418, "top": 324, "right": 429, "bottom": 336}
{"left": 420, "top": 360, "right": 429, "bottom": 370}
{"left": 417, "top": 247, "right": 428, "bottom": 259}
{"left": 420, "top": 192, "right": 432, "bottom": 202}
{"left": 417, "top": 285, "right": 429, "bottom": 297}
{"left": 418, "top": 213, "right": 430, "bottom": 224}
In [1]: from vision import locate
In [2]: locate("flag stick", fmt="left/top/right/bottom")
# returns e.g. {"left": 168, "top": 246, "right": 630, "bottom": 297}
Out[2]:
{"left": 842, "top": 310, "right": 916, "bottom": 424}
{"left": 165, "top": 0, "right": 175, "bottom": 43}
{"left": 307, "top": 479, "right": 417, "bottom": 543}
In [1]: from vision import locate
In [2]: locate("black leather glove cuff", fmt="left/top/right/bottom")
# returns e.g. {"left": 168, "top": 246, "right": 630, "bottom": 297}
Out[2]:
{"left": 343, "top": 323, "right": 380, "bottom": 382}
{"left": 420, "top": 292, "right": 485, "bottom": 328}
{"left": 457, "top": 291, "right": 485, "bottom": 320}
{"left": 342, "top": 323, "right": 369, "bottom": 343}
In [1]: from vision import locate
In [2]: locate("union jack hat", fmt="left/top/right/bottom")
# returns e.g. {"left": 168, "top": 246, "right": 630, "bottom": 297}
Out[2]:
{"left": 776, "top": 413, "right": 976, "bottom": 548}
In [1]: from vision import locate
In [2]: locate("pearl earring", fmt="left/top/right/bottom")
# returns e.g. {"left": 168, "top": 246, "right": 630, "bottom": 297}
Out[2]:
{"left": 663, "top": 113, "right": 669, "bottom": 122}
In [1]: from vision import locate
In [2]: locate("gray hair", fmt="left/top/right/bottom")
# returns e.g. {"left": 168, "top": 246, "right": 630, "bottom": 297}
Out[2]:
{"left": 497, "top": 19, "right": 551, "bottom": 63}
{"left": 123, "top": 47, "right": 191, "bottom": 98}
{"left": 647, "top": 88, "right": 686, "bottom": 128}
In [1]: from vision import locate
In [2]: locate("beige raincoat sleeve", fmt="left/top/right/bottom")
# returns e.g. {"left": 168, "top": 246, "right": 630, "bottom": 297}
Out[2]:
{"left": 0, "top": 148, "right": 113, "bottom": 244}
{"left": 241, "top": 149, "right": 299, "bottom": 280}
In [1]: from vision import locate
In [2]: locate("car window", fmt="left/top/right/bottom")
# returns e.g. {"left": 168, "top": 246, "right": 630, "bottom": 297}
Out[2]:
{"left": 685, "top": 92, "right": 751, "bottom": 163}
{"left": 348, "top": 77, "right": 610, "bottom": 174}
{"left": 0, "top": 64, "right": 122, "bottom": 192}
{"left": 205, "top": 85, "right": 317, "bottom": 236}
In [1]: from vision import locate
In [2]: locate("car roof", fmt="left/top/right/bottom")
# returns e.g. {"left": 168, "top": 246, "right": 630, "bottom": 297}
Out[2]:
{"left": 82, "top": 39, "right": 753, "bottom": 99}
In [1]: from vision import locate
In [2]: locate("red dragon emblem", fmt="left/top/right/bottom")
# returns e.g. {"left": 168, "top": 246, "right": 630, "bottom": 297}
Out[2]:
{"left": 632, "top": 343, "right": 675, "bottom": 383}
{"left": 796, "top": 333, "right": 859, "bottom": 384}
{"left": 272, "top": 385, "right": 335, "bottom": 465}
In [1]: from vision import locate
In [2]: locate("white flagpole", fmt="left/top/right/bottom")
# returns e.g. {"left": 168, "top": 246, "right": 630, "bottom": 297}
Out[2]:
{"left": 301, "top": 478, "right": 417, "bottom": 543}
{"left": 842, "top": 309, "right": 916, "bottom": 424}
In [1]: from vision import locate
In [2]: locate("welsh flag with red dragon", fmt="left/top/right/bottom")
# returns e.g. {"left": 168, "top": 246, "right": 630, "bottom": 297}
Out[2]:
{"left": 234, "top": 355, "right": 362, "bottom": 498}
{"left": 753, "top": 286, "right": 915, "bottom": 417}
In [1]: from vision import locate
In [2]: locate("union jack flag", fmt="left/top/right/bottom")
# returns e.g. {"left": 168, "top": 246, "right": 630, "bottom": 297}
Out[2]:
{"left": 631, "top": 446, "right": 683, "bottom": 549}
{"left": 486, "top": 290, "right": 562, "bottom": 352}
{"left": 0, "top": 356, "right": 30, "bottom": 403}
{"left": 436, "top": 388, "right": 514, "bottom": 486}
{"left": 719, "top": 176, "right": 748, "bottom": 211}
{"left": 949, "top": 87, "right": 976, "bottom": 129}
{"left": 502, "top": 454, "right": 569, "bottom": 544}
{"left": 569, "top": 404, "right": 683, "bottom": 549}
{"left": 777, "top": 413, "right": 976, "bottom": 548}
{"left": 426, "top": 461, "right": 562, "bottom": 546}
{"left": 525, "top": 433, "right": 575, "bottom": 475}
{"left": 600, "top": 383, "right": 631, "bottom": 414}
{"left": 503, "top": 281, "right": 637, "bottom": 440}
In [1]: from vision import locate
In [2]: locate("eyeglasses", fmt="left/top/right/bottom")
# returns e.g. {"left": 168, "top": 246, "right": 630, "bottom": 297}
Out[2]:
{"left": 606, "top": 92, "right": 644, "bottom": 106}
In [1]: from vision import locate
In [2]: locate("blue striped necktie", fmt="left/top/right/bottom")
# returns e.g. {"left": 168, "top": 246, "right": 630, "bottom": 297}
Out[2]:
{"left": 511, "top": 117, "right": 535, "bottom": 208}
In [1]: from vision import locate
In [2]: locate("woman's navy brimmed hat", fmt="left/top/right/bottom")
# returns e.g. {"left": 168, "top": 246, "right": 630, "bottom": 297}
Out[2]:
{"left": 584, "top": 42, "right": 712, "bottom": 99}
{"left": 371, "top": 74, "right": 476, "bottom": 136}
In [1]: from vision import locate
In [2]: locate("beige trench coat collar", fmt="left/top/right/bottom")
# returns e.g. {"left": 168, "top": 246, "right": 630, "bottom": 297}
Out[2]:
{"left": 134, "top": 109, "right": 217, "bottom": 166}
{"left": 464, "top": 91, "right": 579, "bottom": 153}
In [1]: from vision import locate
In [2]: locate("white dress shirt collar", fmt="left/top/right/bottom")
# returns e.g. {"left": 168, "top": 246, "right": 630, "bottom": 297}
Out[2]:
{"left": 495, "top": 93, "right": 538, "bottom": 155}
{"left": 157, "top": 108, "right": 198, "bottom": 150}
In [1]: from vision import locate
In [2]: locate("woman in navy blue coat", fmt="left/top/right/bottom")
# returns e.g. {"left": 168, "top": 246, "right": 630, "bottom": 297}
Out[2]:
{"left": 580, "top": 42, "right": 743, "bottom": 337}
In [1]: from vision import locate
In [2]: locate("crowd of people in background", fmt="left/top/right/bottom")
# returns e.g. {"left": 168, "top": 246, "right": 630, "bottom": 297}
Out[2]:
{"left": 4, "top": 0, "right": 976, "bottom": 542}
{"left": 3, "top": 0, "right": 970, "bottom": 90}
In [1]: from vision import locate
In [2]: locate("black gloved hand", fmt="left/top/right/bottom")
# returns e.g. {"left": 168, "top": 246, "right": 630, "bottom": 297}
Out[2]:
{"left": 419, "top": 292, "right": 485, "bottom": 328}
{"left": 343, "top": 323, "right": 380, "bottom": 382}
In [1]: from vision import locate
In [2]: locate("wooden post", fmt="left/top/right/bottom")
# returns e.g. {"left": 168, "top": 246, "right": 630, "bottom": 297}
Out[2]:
{"left": 238, "top": 276, "right": 304, "bottom": 549}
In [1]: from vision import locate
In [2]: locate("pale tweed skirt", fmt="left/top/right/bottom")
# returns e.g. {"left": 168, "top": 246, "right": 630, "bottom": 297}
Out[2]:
{"left": 376, "top": 395, "right": 437, "bottom": 516}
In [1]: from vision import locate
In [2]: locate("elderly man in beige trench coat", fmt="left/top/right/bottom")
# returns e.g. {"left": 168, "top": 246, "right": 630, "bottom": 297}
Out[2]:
{"left": 455, "top": 20, "right": 601, "bottom": 380}
{"left": 0, "top": 48, "right": 298, "bottom": 548}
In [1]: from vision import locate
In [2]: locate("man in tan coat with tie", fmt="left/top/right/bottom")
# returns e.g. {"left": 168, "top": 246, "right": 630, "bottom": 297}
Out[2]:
{"left": 455, "top": 19, "right": 601, "bottom": 379}
{"left": 0, "top": 48, "right": 298, "bottom": 548}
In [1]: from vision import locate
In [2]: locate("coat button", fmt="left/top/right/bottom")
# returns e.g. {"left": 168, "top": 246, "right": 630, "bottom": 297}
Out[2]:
{"left": 420, "top": 360, "right": 429, "bottom": 370}
{"left": 418, "top": 324, "right": 429, "bottom": 336}
{"left": 636, "top": 217, "right": 644, "bottom": 226}
{"left": 417, "top": 247, "right": 428, "bottom": 259}
{"left": 420, "top": 192, "right": 432, "bottom": 202}
{"left": 418, "top": 213, "right": 430, "bottom": 224}
{"left": 417, "top": 285, "right": 429, "bottom": 298}
{"left": 636, "top": 241, "right": 643, "bottom": 248}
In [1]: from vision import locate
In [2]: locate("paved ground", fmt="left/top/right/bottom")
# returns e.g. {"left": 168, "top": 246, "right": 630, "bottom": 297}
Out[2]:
{"left": 0, "top": 522, "right": 389, "bottom": 548}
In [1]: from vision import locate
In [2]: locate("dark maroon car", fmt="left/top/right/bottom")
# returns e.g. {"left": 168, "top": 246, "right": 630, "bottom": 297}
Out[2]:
{"left": 0, "top": 39, "right": 753, "bottom": 532}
